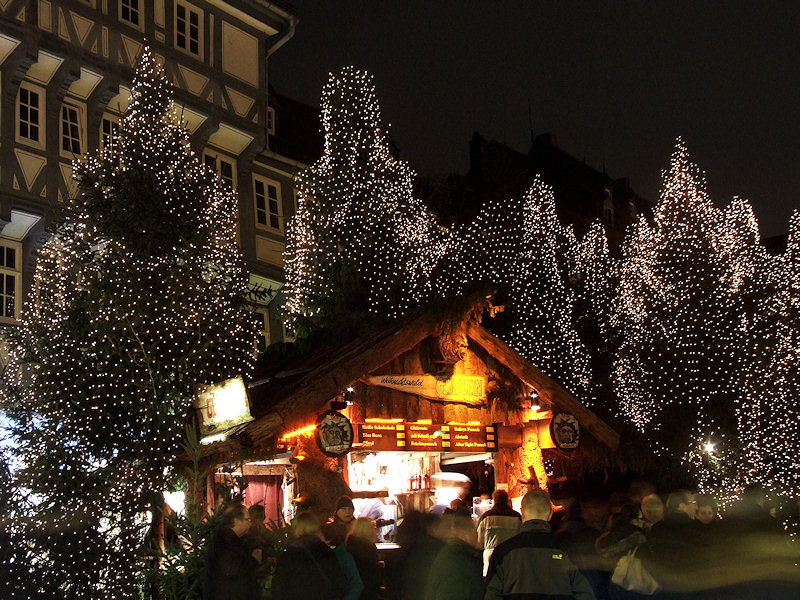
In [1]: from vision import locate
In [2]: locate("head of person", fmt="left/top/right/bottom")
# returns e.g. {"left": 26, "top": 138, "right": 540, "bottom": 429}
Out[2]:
{"left": 222, "top": 502, "right": 251, "bottom": 537}
{"left": 334, "top": 495, "right": 355, "bottom": 524}
{"left": 666, "top": 489, "right": 697, "bottom": 519}
{"left": 641, "top": 493, "right": 665, "bottom": 525}
{"left": 248, "top": 504, "right": 266, "bottom": 526}
{"left": 321, "top": 521, "right": 346, "bottom": 547}
{"left": 292, "top": 510, "right": 322, "bottom": 539}
{"left": 350, "top": 516, "right": 378, "bottom": 544}
{"left": 447, "top": 512, "right": 478, "bottom": 547}
{"left": 492, "top": 489, "right": 510, "bottom": 507}
{"left": 521, "top": 489, "right": 552, "bottom": 522}
{"left": 695, "top": 495, "right": 717, "bottom": 525}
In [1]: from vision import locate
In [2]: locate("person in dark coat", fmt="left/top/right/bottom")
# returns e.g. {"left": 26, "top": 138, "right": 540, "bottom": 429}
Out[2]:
{"left": 203, "top": 503, "right": 262, "bottom": 600}
{"left": 485, "top": 489, "right": 595, "bottom": 600}
{"left": 347, "top": 517, "right": 381, "bottom": 600}
{"left": 423, "top": 512, "right": 483, "bottom": 600}
{"left": 396, "top": 511, "right": 446, "bottom": 600}
{"left": 271, "top": 511, "right": 347, "bottom": 600}
{"left": 637, "top": 490, "right": 703, "bottom": 596}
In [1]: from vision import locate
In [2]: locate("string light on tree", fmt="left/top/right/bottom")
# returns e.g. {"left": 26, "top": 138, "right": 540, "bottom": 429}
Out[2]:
{"left": 0, "top": 48, "right": 258, "bottom": 598}
{"left": 284, "top": 67, "right": 442, "bottom": 333}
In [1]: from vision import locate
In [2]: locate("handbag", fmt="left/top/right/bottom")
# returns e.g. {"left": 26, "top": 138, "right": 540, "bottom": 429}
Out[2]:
{"left": 611, "top": 546, "right": 662, "bottom": 595}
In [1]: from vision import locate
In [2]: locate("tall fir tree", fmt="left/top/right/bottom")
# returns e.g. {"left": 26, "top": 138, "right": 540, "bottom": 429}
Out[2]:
{"left": 284, "top": 67, "right": 440, "bottom": 333}
{"left": 0, "top": 49, "right": 257, "bottom": 599}
{"left": 612, "top": 139, "right": 757, "bottom": 482}
{"left": 572, "top": 221, "right": 617, "bottom": 412}
{"left": 509, "top": 176, "right": 591, "bottom": 401}
{"left": 734, "top": 210, "right": 800, "bottom": 502}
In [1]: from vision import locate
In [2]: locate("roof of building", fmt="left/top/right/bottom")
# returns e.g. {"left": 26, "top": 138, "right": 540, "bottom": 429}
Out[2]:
{"left": 200, "top": 304, "right": 620, "bottom": 461}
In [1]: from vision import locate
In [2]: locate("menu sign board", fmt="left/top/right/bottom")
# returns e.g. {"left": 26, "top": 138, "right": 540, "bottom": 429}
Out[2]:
{"left": 356, "top": 422, "right": 498, "bottom": 453}
{"left": 406, "top": 423, "right": 444, "bottom": 451}
{"left": 358, "top": 422, "right": 406, "bottom": 451}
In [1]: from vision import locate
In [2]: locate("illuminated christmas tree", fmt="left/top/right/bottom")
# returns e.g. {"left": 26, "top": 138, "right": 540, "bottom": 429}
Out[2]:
{"left": 734, "top": 210, "right": 800, "bottom": 501}
{"left": 0, "top": 49, "right": 257, "bottom": 598}
{"left": 613, "top": 139, "right": 756, "bottom": 481}
{"left": 572, "top": 221, "right": 617, "bottom": 411}
{"left": 284, "top": 67, "right": 440, "bottom": 332}
{"left": 509, "top": 176, "right": 591, "bottom": 401}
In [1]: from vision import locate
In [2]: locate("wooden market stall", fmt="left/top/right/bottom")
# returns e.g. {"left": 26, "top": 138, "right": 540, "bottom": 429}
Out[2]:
{"left": 197, "top": 303, "right": 619, "bottom": 524}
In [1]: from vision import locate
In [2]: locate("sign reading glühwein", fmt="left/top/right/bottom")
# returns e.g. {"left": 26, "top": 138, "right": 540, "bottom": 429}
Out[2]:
{"left": 356, "top": 422, "right": 498, "bottom": 452}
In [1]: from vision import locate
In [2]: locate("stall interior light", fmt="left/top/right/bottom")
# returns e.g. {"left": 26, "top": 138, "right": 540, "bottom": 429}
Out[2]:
{"left": 364, "top": 418, "right": 404, "bottom": 423}
{"left": 280, "top": 424, "right": 317, "bottom": 441}
{"left": 200, "top": 432, "right": 227, "bottom": 445}
{"left": 530, "top": 410, "right": 553, "bottom": 421}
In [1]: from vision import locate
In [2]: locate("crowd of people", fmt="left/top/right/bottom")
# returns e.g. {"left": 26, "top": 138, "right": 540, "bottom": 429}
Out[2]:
{"left": 202, "top": 483, "right": 799, "bottom": 600}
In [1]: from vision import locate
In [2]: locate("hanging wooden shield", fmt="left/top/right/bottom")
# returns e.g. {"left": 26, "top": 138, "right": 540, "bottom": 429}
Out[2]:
{"left": 550, "top": 413, "right": 580, "bottom": 450}
{"left": 315, "top": 410, "right": 354, "bottom": 457}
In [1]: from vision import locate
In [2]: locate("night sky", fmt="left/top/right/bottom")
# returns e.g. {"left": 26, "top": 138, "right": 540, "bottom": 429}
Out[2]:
{"left": 269, "top": 2, "right": 800, "bottom": 237}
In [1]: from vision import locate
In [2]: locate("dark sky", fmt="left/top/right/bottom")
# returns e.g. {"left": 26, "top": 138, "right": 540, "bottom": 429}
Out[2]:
{"left": 269, "top": 2, "right": 800, "bottom": 237}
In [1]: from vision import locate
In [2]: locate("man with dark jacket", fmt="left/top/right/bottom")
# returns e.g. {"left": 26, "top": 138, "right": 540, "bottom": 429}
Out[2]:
{"left": 204, "top": 503, "right": 262, "bottom": 600}
{"left": 484, "top": 489, "right": 595, "bottom": 600}
{"left": 476, "top": 489, "right": 522, "bottom": 576}
{"left": 637, "top": 489, "right": 702, "bottom": 593}
{"left": 272, "top": 511, "right": 347, "bottom": 600}
{"left": 425, "top": 512, "right": 483, "bottom": 600}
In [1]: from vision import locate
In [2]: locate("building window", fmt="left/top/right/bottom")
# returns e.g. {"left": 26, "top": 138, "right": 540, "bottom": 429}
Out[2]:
{"left": 254, "top": 176, "right": 282, "bottom": 232}
{"left": 255, "top": 307, "right": 270, "bottom": 353}
{"left": 101, "top": 115, "right": 120, "bottom": 153}
{"left": 0, "top": 240, "right": 21, "bottom": 322}
{"left": 203, "top": 151, "right": 236, "bottom": 190}
{"left": 120, "top": 0, "right": 141, "bottom": 27}
{"left": 267, "top": 106, "right": 276, "bottom": 136}
{"left": 61, "top": 104, "right": 82, "bottom": 154}
{"left": 175, "top": 2, "right": 202, "bottom": 58}
{"left": 18, "top": 84, "right": 43, "bottom": 146}
{"left": 603, "top": 188, "right": 614, "bottom": 227}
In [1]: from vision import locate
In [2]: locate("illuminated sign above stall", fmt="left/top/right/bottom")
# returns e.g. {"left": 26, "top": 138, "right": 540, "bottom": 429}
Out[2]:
{"left": 193, "top": 376, "right": 253, "bottom": 437}
{"left": 363, "top": 374, "right": 487, "bottom": 405}
{"left": 356, "top": 421, "right": 498, "bottom": 453}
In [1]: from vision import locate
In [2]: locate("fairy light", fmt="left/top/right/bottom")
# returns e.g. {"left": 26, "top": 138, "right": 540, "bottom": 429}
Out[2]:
{"left": 613, "top": 138, "right": 799, "bottom": 518}
{"left": 1, "top": 48, "right": 259, "bottom": 597}
{"left": 284, "top": 67, "right": 443, "bottom": 331}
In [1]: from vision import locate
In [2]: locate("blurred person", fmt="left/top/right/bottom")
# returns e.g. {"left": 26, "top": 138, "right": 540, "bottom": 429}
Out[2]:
{"left": 555, "top": 496, "right": 609, "bottom": 600}
{"left": 347, "top": 517, "right": 381, "bottom": 600}
{"left": 695, "top": 495, "right": 717, "bottom": 526}
{"left": 323, "top": 521, "right": 364, "bottom": 600}
{"left": 485, "top": 489, "right": 595, "bottom": 600}
{"left": 245, "top": 503, "right": 272, "bottom": 551}
{"left": 396, "top": 511, "right": 446, "bottom": 600}
{"left": 203, "top": 503, "right": 262, "bottom": 600}
{"left": 272, "top": 511, "right": 347, "bottom": 600}
{"left": 476, "top": 489, "right": 521, "bottom": 576}
{"left": 637, "top": 489, "right": 704, "bottom": 595}
{"left": 640, "top": 494, "right": 664, "bottom": 535}
{"left": 595, "top": 503, "right": 648, "bottom": 600}
{"left": 424, "top": 512, "right": 482, "bottom": 600}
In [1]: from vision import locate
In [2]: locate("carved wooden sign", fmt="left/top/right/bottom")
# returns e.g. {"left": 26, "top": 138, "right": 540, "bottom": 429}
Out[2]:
{"left": 363, "top": 374, "right": 487, "bottom": 405}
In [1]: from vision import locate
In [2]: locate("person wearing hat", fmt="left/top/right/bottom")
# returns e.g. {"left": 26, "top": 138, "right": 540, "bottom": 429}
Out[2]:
{"left": 333, "top": 495, "right": 356, "bottom": 531}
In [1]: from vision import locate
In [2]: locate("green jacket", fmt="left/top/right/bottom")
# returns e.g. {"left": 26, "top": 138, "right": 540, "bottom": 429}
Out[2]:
{"left": 425, "top": 538, "right": 483, "bottom": 600}
{"left": 484, "top": 520, "right": 595, "bottom": 600}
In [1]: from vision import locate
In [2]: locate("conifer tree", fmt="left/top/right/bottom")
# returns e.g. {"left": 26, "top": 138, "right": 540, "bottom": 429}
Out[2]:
{"left": 734, "top": 210, "right": 800, "bottom": 501}
{"left": 0, "top": 50, "right": 257, "bottom": 598}
{"left": 284, "top": 67, "right": 440, "bottom": 333}
{"left": 572, "top": 221, "right": 617, "bottom": 411}
{"left": 509, "top": 176, "right": 591, "bottom": 401}
{"left": 613, "top": 139, "right": 755, "bottom": 479}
